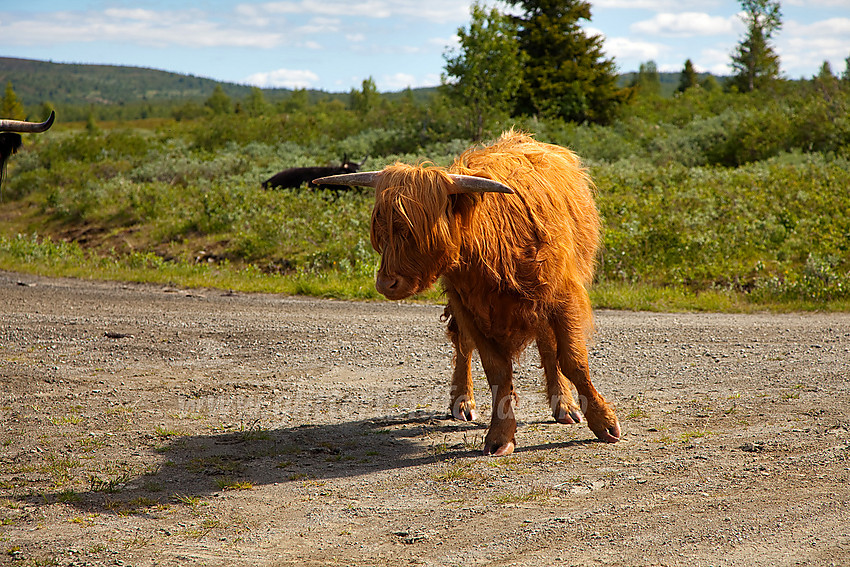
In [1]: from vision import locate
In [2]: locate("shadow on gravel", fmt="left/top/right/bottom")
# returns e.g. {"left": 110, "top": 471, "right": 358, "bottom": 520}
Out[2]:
{"left": 13, "top": 413, "right": 598, "bottom": 515}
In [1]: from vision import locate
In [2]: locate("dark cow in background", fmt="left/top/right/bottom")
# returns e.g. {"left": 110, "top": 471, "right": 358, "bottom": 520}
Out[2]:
{"left": 0, "top": 111, "right": 55, "bottom": 189}
{"left": 262, "top": 155, "right": 365, "bottom": 190}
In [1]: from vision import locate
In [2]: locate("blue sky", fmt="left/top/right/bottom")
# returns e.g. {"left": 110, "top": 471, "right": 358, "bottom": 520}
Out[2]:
{"left": 1, "top": 1, "right": 848, "bottom": 92}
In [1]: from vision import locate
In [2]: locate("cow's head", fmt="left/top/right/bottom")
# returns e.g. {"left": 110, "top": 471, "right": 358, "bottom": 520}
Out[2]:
{"left": 0, "top": 111, "right": 55, "bottom": 189}
{"left": 340, "top": 155, "right": 366, "bottom": 174}
{"left": 313, "top": 166, "right": 512, "bottom": 299}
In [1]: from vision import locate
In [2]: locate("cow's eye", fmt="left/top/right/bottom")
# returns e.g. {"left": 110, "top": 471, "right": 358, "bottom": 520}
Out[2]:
{"left": 392, "top": 222, "right": 410, "bottom": 238}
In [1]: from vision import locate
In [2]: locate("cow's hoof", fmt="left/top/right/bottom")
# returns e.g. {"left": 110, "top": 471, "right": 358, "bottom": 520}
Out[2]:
{"left": 483, "top": 440, "right": 515, "bottom": 457}
{"left": 593, "top": 420, "right": 621, "bottom": 443}
{"left": 451, "top": 400, "right": 477, "bottom": 422}
{"left": 553, "top": 407, "right": 583, "bottom": 425}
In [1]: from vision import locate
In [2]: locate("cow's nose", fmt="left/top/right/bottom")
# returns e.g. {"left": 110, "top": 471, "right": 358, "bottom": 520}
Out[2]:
{"left": 375, "top": 273, "right": 400, "bottom": 295}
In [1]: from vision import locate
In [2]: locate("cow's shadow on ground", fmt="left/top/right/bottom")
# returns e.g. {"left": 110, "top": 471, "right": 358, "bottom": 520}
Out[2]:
{"left": 16, "top": 413, "right": 598, "bottom": 515}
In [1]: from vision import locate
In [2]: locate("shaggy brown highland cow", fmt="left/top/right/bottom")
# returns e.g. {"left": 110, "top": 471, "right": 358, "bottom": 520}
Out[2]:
{"left": 315, "top": 130, "right": 620, "bottom": 456}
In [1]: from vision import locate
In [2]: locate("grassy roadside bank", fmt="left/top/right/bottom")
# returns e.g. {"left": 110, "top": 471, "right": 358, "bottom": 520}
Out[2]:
{"left": 4, "top": 233, "right": 847, "bottom": 313}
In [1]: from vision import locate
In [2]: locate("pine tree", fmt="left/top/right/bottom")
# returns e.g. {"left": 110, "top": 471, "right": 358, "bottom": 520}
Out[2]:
{"left": 814, "top": 61, "right": 839, "bottom": 99}
{"left": 244, "top": 87, "right": 270, "bottom": 117}
{"left": 507, "top": 0, "right": 629, "bottom": 123}
{"left": 678, "top": 59, "right": 699, "bottom": 93}
{"left": 701, "top": 75, "right": 721, "bottom": 92}
{"left": 1, "top": 82, "right": 26, "bottom": 120}
{"left": 205, "top": 85, "right": 233, "bottom": 115}
{"left": 281, "top": 89, "right": 309, "bottom": 113}
{"left": 633, "top": 61, "right": 661, "bottom": 97}
{"left": 350, "top": 77, "right": 382, "bottom": 115}
{"left": 442, "top": 2, "right": 525, "bottom": 140}
{"left": 730, "top": 0, "right": 782, "bottom": 92}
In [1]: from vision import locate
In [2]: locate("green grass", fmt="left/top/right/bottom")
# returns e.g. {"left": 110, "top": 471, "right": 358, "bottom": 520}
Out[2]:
{"left": 89, "top": 470, "right": 132, "bottom": 493}
{"left": 432, "top": 460, "right": 486, "bottom": 483}
{"left": 591, "top": 281, "right": 850, "bottom": 312}
{"left": 215, "top": 478, "right": 254, "bottom": 491}
{"left": 172, "top": 494, "right": 205, "bottom": 508}
{"left": 0, "top": 233, "right": 439, "bottom": 303}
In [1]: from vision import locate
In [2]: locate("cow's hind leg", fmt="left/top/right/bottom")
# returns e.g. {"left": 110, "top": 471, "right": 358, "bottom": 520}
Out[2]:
{"left": 445, "top": 306, "right": 477, "bottom": 421}
{"left": 537, "top": 325, "right": 582, "bottom": 425}
{"left": 549, "top": 296, "right": 620, "bottom": 443}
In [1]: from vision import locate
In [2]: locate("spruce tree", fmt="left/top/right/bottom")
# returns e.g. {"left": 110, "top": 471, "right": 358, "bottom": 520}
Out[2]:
{"left": 633, "top": 61, "right": 661, "bottom": 97}
{"left": 350, "top": 78, "right": 382, "bottom": 115}
{"left": 507, "top": 0, "right": 629, "bottom": 123}
{"left": 205, "top": 85, "right": 233, "bottom": 115}
{"left": 730, "top": 0, "right": 782, "bottom": 92}
{"left": 244, "top": 87, "right": 271, "bottom": 117}
{"left": 841, "top": 54, "right": 850, "bottom": 85}
{"left": 1, "top": 82, "right": 26, "bottom": 120}
{"left": 814, "top": 61, "right": 839, "bottom": 99}
{"left": 678, "top": 59, "right": 699, "bottom": 93}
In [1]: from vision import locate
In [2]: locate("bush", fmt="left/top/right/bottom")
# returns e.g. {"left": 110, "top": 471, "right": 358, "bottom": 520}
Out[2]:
{"left": 594, "top": 156, "right": 850, "bottom": 300}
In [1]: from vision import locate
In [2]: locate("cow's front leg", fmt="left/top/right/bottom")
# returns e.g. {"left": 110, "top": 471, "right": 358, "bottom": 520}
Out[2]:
{"left": 445, "top": 308, "right": 477, "bottom": 421}
{"left": 445, "top": 289, "right": 515, "bottom": 456}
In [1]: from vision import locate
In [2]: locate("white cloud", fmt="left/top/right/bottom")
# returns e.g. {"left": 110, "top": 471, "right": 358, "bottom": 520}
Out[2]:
{"left": 102, "top": 8, "right": 162, "bottom": 22}
{"left": 604, "top": 37, "right": 664, "bottom": 61}
{"left": 253, "top": 0, "right": 392, "bottom": 18}
{"left": 234, "top": 4, "right": 272, "bottom": 27}
{"left": 594, "top": 0, "right": 723, "bottom": 9}
{"left": 380, "top": 72, "right": 418, "bottom": 90}
{"left": 787, "top": 17, "right": 850, "bottom": 37}
{"left": 378, "top": 72, "right": 440, "bottom": 90}
{"left": 583, "top": 25, "right": 605, "bottom": 38}
{"left": 695, "top": 47, "right": 734, "bottom": 75}
{"left": 631, "top": 13, "right": 738, "bottom": 37}
{"left": 248, "top": 0, "right": 470, "bottom": 24}
{"left": 786, "top": 0, "right": 850, "bottom": 6}
{"left": 244, "top": 68, "right": 320, "bottom": 88}
{"left": 295, "top": 16, "right": 341, "bottom": 34}
{"left": 436, "top": 34, "right": 460, "bottom": 54}
{"left": 2, "top": 8, "right": 284, "bottom": 49}
{"left": 779, "top": 18, "right": 850, "bottom": 77}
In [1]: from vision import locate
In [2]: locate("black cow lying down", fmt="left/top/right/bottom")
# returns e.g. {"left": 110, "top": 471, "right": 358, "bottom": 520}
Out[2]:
{"left": 262, "top": 156, "right": 365, "bottom": 190}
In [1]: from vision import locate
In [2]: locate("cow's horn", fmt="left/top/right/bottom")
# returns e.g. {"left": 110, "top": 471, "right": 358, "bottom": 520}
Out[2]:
{"left": 447, "top": 174, "right": 514, "bottom": 195}
{"left": 312, "top": 171, "right": 381, "bottom": 188}
{"left": 0, "top": 110, "right": 56, "bottom": 134}
{"left": 312, "top": 171, "right": 513, "bottom": 195}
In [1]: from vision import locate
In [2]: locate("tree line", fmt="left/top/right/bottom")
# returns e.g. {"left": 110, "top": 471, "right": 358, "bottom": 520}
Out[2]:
{"left": 442, "top": 0, "right": 850, "bottom": 139}
{"left": 3, "top": 0, "right": 850, "bottom": 147}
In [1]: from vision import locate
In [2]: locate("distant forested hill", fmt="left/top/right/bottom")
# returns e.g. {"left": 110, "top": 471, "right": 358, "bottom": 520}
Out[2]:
{"left": 0, "top": 56, "right": 294, "bottom": 107}
{"left": 0, "top": 57, "right": 438, "bottom": 121}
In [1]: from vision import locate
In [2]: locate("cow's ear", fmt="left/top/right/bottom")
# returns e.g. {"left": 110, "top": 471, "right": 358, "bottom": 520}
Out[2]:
{"left": 447, "top": 193, "right": 478, "bottom": 226}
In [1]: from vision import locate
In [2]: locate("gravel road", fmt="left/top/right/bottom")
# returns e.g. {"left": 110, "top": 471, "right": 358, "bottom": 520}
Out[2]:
{"left": 1, "top": 270, "right": 849, "bottom": 566}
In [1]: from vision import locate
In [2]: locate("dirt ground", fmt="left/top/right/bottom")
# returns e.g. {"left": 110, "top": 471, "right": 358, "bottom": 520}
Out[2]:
{"left": 1, "top": 269, "right": 848, "bottom": 566}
